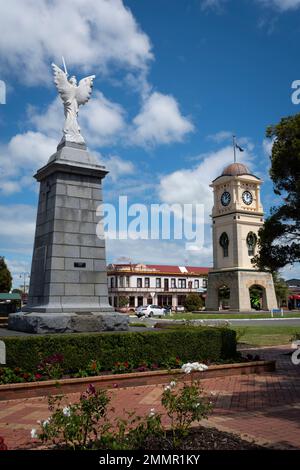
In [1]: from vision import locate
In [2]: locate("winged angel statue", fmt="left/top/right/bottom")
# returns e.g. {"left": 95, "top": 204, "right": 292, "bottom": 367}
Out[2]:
{"left": 52, "top": 63, "right": 95, "bottom": 146}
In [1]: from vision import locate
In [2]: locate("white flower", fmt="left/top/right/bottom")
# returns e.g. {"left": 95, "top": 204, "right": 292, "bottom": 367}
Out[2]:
{"left": 42, "top": 418, "right": 50, "bottom": 428}
{"left": 169, "top": 381, "right": 176, "bottom": 388}
{"left": 30, "top": 428, "right": 38, "bottom": 439}
{"left": 148, "top": 408, "right": 155, "bottom": 417}
{"left": 63, "top": 406, "right": 71, "bottom": 417}
{"left": 181, "top": 362, "right": 208, "bottom": 374}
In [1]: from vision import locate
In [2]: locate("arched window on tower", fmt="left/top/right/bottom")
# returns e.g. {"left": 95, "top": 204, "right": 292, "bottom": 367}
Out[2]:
{"left": 219, "top": 232, "right": 229, "bottom": 257}
{"left": 246, "top": 232, "right": 257, "bottom": 256}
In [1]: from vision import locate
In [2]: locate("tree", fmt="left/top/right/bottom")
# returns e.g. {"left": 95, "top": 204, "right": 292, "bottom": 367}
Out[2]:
{"left": 12, "top": 288, "right": 23, "bottom": 295}
{"left": 118, "top": 296, "right": 129, "bottom": 308}
{"left": 184, "top": 293, "right": 204, "bottom": 312}
{"left": 0, "top": 257, "right": 12, "bottom": 293}
{"left": 253, "top": 113, "right": 300, "bottom": 271}
{"left": 273, "top": 272, "right": 289, "bottom": 307}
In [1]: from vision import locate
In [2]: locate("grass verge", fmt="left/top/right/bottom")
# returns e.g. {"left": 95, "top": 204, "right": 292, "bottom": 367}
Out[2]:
{"left": 233, "top": 325, "right": 299, "bottom": 347}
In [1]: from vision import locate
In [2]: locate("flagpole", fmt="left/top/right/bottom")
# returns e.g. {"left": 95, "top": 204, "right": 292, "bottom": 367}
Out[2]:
{"left": 233, "top": 135, "right": 236, "bottom": 163}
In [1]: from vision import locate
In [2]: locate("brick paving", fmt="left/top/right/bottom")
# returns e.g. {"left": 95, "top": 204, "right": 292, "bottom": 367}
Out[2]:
{"left": 0, "top": 345, "right": 299, "bottom": 450}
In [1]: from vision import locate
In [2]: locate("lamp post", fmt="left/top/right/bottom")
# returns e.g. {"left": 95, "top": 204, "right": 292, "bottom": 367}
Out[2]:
{"left": 19, "top": 272, "right": 30, "bottom": 294}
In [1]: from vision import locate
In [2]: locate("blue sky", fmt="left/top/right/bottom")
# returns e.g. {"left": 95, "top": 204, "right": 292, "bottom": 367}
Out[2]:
{"left": 0, "top": 0, "right": 300, "bottom": 288}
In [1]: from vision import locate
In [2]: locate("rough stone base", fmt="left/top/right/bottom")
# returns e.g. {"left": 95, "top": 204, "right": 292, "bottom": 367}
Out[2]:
{"left": 8, "top": 312, "right": 129, "bottom": 334}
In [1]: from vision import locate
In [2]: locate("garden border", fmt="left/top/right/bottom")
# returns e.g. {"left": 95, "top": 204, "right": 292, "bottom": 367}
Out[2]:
{"left": 0, "top": 360, "right": 275, "bottom": 401}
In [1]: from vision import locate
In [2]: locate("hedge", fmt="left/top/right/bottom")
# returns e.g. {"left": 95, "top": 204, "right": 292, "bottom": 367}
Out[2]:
{"left": 1, "top": 327, "right": 237, "bottom": 372}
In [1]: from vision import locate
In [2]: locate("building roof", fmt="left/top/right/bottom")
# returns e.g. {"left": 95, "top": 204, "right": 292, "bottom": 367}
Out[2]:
{"left": 107, "top": 263, "right": 209, "bottom": 276}
{"left": 221, "top": 162, "right": 250, "bottom": 176}
{"left": 0, "top": 293, "right": 21, "bottom": 301}
{"left": 286, "top": 279, "right": 300, "bottom": 287}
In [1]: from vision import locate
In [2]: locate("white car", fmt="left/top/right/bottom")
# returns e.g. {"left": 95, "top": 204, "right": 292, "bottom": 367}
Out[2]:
{"left": 135, "top": 305, "right": 167, "bottom": 318}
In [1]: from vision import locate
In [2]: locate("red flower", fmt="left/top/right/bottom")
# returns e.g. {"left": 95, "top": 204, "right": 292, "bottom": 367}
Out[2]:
{"left": 34, "top": 373, "right": 42, "bottom": 380}
{"left": 0, "top": 436, "right": 8, "bottom": 450}
{"left": 87, "top": 384, "right": 96, "bottom": 395}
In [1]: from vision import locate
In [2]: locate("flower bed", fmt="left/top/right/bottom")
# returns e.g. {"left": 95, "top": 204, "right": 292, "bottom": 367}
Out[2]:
{"left": 0, "top": 359, "right": 276, "bottom": 401}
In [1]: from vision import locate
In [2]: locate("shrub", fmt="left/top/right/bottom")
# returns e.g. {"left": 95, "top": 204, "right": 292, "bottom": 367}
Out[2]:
{"left": 184, "top": 293, "right": 204, "bottom": 312}
{"left": 34, "top": 363, "right": 213, "bottom": 450}
{"left": 118, "top": 296, "right": 129, "bottom": 308}
{"left": 2, "top": 327, "right": 236, "bottom": 373}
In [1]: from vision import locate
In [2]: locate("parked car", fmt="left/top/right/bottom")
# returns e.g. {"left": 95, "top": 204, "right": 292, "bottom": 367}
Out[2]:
{"left": 135, "top": 305, "right": 167, "bottom": 318}
{"left": 175, "top": 305, "right": 185, "bottom": 312}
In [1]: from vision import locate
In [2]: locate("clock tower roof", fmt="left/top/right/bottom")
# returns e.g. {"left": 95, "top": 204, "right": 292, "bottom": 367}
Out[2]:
{"left": 221, "top": 162, "right": 250, "bottom": 177}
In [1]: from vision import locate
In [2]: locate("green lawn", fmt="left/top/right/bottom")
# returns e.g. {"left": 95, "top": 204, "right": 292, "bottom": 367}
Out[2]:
{"left": 171, "top": 312, "right": 300, "bottom": 320}
{"left": 233, "top": 325, "right": 299, "bottom": 347}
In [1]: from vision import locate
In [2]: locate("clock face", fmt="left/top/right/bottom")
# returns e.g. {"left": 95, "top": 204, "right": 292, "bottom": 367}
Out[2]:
{"left": 242, "top": 190, "right": 253, "bottom": 205}
{"left": 221, "top": 191, "right": 231, "bottom": 206}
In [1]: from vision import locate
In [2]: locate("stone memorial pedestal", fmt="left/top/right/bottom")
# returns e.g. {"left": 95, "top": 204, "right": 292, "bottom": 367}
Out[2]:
{"left": 8, "top": 142, "right": 128, "bottom": 333}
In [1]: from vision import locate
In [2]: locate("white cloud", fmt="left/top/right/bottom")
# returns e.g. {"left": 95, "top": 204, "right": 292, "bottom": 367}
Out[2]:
{"left": 0, "top": 0, "right": 153, "bottom": 85}
{"left": 202, "top": 0, "right": 300, "bottom": 12}
{"left": 107, "top": 238, "right": 213, "bottom": 267}
{"left": 257, "top": 0, "right": 300, "bottom": 10}
{"left": 280, "top": 263, "right": 300, "bottom": 280}
{"left": 201, "top": 0, "right": 226, "bottom": 9}
{"left": 104, "top": 155, "right": 135, "bottom": 182}
{"left": 131, "top": 92, "right": 194, "bottom": 147}
{"left": 0, "top": 204, "right": 36, "bottom": 248}
{"left": 262, "top": 138, "right": 274, "bottom": 158}
{"left": 207, "top": 130, "right": 232, "bottom": 143}
{"left": 158, "top": 144, "right": 254, "bottom": 219}
{"left": 0, "top": 131, "right": 57, "bottom": 194}
{"left": 80, "top": 92, "right": 126, "bottom": 146}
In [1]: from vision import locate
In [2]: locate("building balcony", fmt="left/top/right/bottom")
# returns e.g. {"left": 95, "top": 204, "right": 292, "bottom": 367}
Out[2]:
{"left": 108, "top": 287, "right": 206, "bottom": 294}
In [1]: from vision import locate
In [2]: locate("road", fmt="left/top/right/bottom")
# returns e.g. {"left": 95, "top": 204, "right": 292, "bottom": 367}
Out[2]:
{"left": 130, "top": 316, "right": 300, "bottom": 327}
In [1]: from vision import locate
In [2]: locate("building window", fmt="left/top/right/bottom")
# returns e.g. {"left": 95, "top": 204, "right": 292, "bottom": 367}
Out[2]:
{"left": 110, "top": 277, "right": 114, "bottom": 288}
{"left": 171, "top": 278, "right": 176, "bottom": 288}
{"left": 178, "top": 295, "right": 186, "bottom": 306}
{"left": 119, "top": 276, "right": 124, "bottom": 288}
{"left": 129, "top": 296, "right": 135, "bottom": 307}
{"left": 145, "top": 277, "right": 150, "bottom": 288}
{"left": 178, "top": 279, "right": 186, "bottom": 289}
{"left": 219, "top": 232, "right": 229, "bottom": 257}
{"left": 137, "top": 278, "right": 142, "bottom": 288}
{"left": 194, "top": 279, "right": 199, "bottom": 289}
{"left": 246, "top": 232, "right": 257, "bottom": 256}
{"left": 115, "top": 276, "right": 118, "bottom": 287}
{"left": 125, "top": 276, "right": 130, "bottom": 287}
{"left": 156, "top": 278, "right": 161, "bottom": 288}
{"left": 203, "top": 278, "right": 208, "bottom": 288}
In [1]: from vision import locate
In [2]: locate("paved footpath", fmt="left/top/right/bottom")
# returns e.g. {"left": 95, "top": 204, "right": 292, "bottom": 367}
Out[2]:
{"left": 0, "top": 345, "right": 299, "bottom": 450}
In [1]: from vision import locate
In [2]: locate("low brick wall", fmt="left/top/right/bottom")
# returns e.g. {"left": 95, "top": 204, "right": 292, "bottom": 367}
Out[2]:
{"left": 0, "top": 360, "right": 276, "bottom": 401}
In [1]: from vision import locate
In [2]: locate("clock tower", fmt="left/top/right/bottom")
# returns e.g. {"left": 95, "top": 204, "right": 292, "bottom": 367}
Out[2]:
{"left": 206, "top": 162, "right": 277, "bottom": 311}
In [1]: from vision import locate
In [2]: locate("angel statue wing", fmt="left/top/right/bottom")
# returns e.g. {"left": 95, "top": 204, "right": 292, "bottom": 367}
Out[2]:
{"left": 76, "top": 76, "right": 96, "bottom": 106}
{"left": 51, "top": 63, "right": 74, "bottom": 102}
